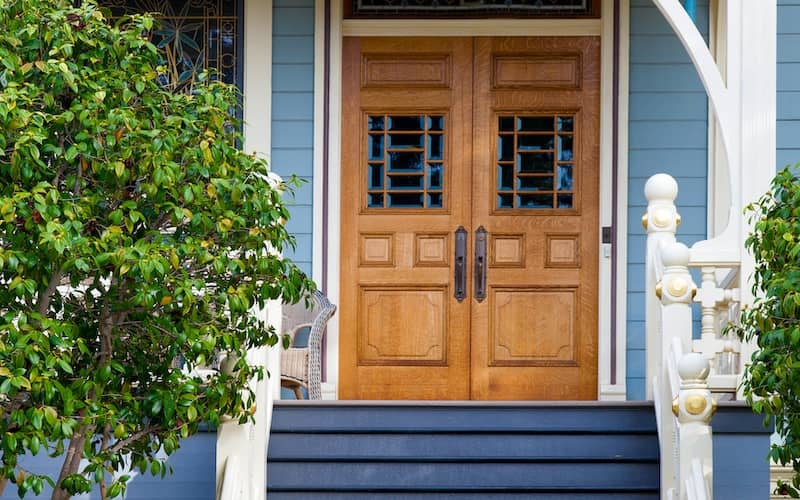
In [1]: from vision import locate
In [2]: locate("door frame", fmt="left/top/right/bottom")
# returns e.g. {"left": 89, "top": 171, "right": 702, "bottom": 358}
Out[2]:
{"left": 312, "top": 0, "right": 631, "bottom": 401}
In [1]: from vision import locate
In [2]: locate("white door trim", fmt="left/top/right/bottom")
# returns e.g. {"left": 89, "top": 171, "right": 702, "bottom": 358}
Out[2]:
{"left": 316, "top": 1, "right": 630, "bottom": 401}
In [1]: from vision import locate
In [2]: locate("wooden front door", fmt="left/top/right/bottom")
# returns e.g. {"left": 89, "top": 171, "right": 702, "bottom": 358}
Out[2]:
{"left": 340, "top": 36, "right": 600, "bottom": 400}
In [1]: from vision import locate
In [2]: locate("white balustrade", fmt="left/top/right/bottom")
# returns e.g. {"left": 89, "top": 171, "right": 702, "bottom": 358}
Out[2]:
{"left": 645, "top": 173, "right": 724, "bottom": 500}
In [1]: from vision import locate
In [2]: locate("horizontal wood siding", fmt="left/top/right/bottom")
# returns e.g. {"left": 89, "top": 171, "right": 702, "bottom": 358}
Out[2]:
{"left": 272, "top": 0, "right": 315, "bottom": 277}
{"left": 627, "top": 0, "right": 709, "bottom": 399}
{"left": 0, "top": 432, "right": 215, "bottom": 500}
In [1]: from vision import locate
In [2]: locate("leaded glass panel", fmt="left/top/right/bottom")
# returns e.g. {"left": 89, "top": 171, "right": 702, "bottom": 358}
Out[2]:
{"left": 366, "top": 114, "right": 445, "bottom": 209}
{"left": 496, "top": 114, "right": 576, "bottom": 210}
{"left": 100, "top": 0, "right": 242, "bottom": 93}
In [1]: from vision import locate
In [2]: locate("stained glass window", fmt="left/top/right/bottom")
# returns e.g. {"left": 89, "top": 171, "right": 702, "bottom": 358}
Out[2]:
{"left": 348, "top": 0, "right": 597, "bottom": 18}
{"left": 497, "top": 115, "right": 576, "bottom": 210}
{"left": 366, "top": 115, "right": 445, "bottom": 209}
{"left": 100, "top": 0, "right": 243, "bottom": 93}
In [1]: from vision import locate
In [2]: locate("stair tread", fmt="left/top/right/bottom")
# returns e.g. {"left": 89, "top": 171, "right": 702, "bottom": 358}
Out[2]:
{"left": 268, "top": 403, "right": 660, "bottom": 495}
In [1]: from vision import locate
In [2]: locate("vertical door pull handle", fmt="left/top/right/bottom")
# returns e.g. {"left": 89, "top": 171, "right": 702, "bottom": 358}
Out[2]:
{"left": 454, "top": 227, "right": 467, "bottom": 302}
{"left": 474, "top": 226, "right": 487, "bottom": 302}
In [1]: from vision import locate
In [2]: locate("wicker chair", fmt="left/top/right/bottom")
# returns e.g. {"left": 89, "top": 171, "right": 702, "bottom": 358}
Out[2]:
{"left": 280, "top": 290, "right": 336, "bottom": 400}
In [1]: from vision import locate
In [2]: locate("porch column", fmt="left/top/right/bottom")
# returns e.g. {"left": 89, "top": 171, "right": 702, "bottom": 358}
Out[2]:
{"left": 648, "top": 0, "right": 776, "bottom": 396}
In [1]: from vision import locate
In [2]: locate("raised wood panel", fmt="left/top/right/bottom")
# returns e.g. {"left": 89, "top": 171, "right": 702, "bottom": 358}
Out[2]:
{"left": 358, "top": 286, "right": 447, "bottom": 365}
{"left": 490, "top": 233, "right": 525, "bottom": 268}
{"left": 362, "top": 54, "right": 452, "bottom": 88}
{"left": 492, "top": 54, "right": 581, "bottom": 90}
{"left": 545, "top": 233, "right": 580, "bottom": 268}
{"left": 415, "top": 233, "right": 449, "bottom": 267}
{"left": 360, "top": 233, "right": 394, "bottom": 266}
{"left": 490, "top": 287, "right": 577, "bottom": 367}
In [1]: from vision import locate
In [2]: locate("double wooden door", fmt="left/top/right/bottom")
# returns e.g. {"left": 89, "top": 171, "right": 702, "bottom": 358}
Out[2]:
{"left": 340, "top": 37, "right": 600, "bottom": 400}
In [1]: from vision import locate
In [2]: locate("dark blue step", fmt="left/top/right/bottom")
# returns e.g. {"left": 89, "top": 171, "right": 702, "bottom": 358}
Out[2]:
{"left": 266, "top": 494, "right": 660, "bottom": 500}
{"left": 268, "top": 401, "right": 660, "bottom": 498}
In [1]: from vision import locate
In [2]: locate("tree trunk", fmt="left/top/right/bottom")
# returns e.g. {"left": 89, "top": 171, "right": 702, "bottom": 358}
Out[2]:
{"left": 51, "top": 427, "right": 89, "bottom": 500}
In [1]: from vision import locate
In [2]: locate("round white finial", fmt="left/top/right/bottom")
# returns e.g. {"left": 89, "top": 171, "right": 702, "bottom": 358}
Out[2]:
{"left": 677, "top": 352, "right": 710, "bottom": 381}
{"left": 661, "top": 242, "right": 690, "bottom": 268}
{"left": 644, "top": 174, "right": 679, "bottom": 202}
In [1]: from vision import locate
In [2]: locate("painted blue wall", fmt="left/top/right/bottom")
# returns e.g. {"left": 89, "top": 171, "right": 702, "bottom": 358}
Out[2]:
{"left": 272, "top": 0, "right": 315, "bottom": 278}
{"left": 627, "top": 0, "right": 709, "bottom": 399}
{"left": 779, "top": 0, "right": 800, "bottom": 169}
{"left": 0, "top": 432, "right": 215, "bottom": 500}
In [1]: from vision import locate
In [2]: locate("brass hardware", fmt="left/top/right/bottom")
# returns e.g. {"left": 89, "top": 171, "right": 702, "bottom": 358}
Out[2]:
{"left": 672, "top": 397, "right": 679, "bottom": 417}
{"left": 641, "top": 213, "right": 649, "bottom": 230}
{"left": 691, "top": 284, "right": 698, "bottom": 299}
{"left": 655, "top": 282, "right": 663, "bottom": 300}
{"left": 684, "top": 394, "right": 708, "bottom": 415}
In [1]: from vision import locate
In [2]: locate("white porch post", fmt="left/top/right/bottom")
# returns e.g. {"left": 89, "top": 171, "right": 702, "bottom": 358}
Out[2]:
{"left": 648, "top": 0, "right": 776, "bottom": 396}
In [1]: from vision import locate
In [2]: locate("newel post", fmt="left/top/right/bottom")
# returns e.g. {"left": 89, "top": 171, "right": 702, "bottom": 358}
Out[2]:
{"left": 645, "top": 173, "right": 681, "bottom": 399}
{"left": 657, "top": 242, "right": 696, "bottom": 499}
{"left": 674, "top": 353, "right": 715, "bottom": 500}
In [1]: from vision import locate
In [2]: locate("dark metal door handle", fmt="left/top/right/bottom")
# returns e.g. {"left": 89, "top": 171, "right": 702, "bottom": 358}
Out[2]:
{"left": 454, "top": 227, "right": 467, "bottom": 302}
{"left": 474, "top": 226, "right": 487, "bottom": 302}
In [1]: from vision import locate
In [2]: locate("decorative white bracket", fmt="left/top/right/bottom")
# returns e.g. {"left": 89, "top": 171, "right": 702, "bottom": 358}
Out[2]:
{"left": 650, "top": 0, "right": 776, "bottom": 268}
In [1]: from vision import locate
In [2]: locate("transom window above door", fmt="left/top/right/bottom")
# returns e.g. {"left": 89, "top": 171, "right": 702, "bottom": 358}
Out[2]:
{"left": 347, "top": 0, "right": 599, "bottom": 18}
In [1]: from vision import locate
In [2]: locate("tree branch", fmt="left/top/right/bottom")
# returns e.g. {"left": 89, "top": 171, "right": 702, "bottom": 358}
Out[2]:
{"left": 36, "top": 268, "right": 63, "bottom": 317}
{"left": 106, "top": 425, "right": 161, "bottom": 454}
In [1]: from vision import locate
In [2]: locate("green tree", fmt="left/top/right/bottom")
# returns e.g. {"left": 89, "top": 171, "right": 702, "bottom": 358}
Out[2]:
{"left": 0, "top": 0, "right": 314, "bottom": 497}
{"left": 737, "top": 166, "right": 800, "bottom": 497}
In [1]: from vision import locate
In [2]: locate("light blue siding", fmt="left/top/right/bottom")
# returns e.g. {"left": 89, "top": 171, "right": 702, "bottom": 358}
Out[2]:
{"left": 272, "top": 2, "right": 315, "bottom": 277}
{"left": 779, "top": 0, "right": 800, "bottom": 171}
{"left": 627, "top": 0, "right": 709, "bottom": 399}
{"left": 0, "top": 432, "right": 215, "bottom": 500}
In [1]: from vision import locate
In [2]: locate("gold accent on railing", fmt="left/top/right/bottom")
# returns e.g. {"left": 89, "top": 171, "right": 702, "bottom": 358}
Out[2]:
{"left": 672, "top": 397, "right": 679, "bottom": 417}
{"left": 691, "top": 284, "right": 697, "bottom": 299}
{"left": 652, "top": 209, "right": 672, "bottom": 228}
{"left": 711, "top": 397, "right": 718, "bottom": 416}
{"left": 641, "top": 213, "right": 649, "bottom": 230}
{"left": 655, "top": 282, "right": 663, "bottom": 300}
{"left": 684, "top": 394, "right": 708, "bottom": 415}
{"left": 676, "top": 213, "right": 682, "bottom": 227}
{"left": 666, "top": 277, "right": 689, "bottom": 297}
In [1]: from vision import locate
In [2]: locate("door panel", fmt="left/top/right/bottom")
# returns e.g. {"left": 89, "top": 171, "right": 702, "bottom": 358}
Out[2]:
{"left": 340, "top": 36, "right": 599, "bottom": 401}
{"left": 339, "top": 37, "right": 473, "bottom": 400}
{"left": 470, "top": 37, "right": 600, "bottom": 400}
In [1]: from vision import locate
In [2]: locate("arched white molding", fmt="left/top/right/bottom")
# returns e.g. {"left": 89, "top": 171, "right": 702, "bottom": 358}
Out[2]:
{"left": 650, "top": 0, "right": 741, "bottom": 264}
{"left": 651, "top": 0, "right": 735, "bottom": 166}
{"left": 651, "top": 0, "right": 776, "bottom": 269}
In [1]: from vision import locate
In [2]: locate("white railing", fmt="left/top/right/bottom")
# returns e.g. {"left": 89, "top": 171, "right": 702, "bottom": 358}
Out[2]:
{"left": 644, "top": 174, "right": 745, "bottom": 398}
{"left": 645, "top": 174, "right": 727, "bottom": 500}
